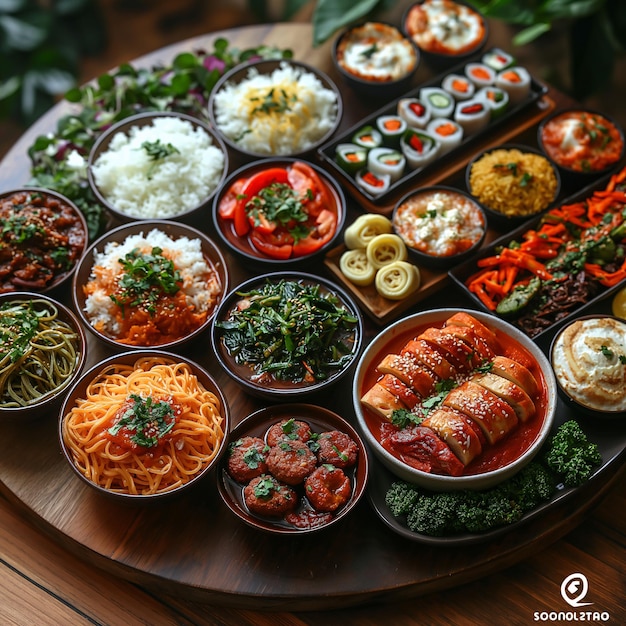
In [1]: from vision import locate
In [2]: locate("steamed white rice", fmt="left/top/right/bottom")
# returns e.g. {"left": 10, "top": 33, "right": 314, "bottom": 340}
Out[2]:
{"left": 84, "top": 229, "right": 221, "bottom": 336}
{"left": 91, "top": 116, "right": 225, "bottom": 219}
{"left": 213, "top": 61, "right": 339, "bottom": 155}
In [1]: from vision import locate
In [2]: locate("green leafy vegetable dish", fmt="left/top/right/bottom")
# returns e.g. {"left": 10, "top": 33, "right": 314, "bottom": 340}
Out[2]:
{"left": 213, "top": 275, "right": 361, "bottom": 395}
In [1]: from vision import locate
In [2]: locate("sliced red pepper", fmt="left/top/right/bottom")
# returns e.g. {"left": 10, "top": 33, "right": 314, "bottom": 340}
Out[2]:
{"left": 249, "top": 231, "right": 293, "bottom": 260}
{"left": 217, "top": 178, "right": 245, "bottom": 219}
{"left": 292, "top": 208, "right": 337, "bottom": 257}
{"left": 409, "top": 133, "right": 424, "bottom": 153}
{"left": 409, "top": 102, "right": 426, "bottom": 117}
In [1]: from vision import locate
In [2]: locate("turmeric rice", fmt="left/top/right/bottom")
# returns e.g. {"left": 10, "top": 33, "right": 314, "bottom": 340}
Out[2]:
{"left": 468, "top": 148, "right": 558, "bottom": 218}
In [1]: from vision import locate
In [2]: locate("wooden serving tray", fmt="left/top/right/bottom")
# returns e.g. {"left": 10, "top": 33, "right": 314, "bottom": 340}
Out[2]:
{"left": 0, "top": 23, "right": 624, "bottom": 612}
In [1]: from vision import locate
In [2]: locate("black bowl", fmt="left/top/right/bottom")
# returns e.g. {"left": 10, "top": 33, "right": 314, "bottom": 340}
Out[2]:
{"left": 211, "top": 157, "right": 346, "bottom": 270}
{"left": 0, "top": 291, "right": 87, "bottom": 421}
{"left": 550, "top": 314, "right": 626, "bottom": 419}
{"left": 208, "top": 59, "right": 342, "bottom": 160}
{"left": 217, "top": 403, "right": 369, "bottom": 534}
{"left": 402, "top": 0, "right": 489, "bottom": 71}
{"left": 392, "top": 185, "right": 487, "bottom": 269}
{"left": 537, "top": 108, "right": 626, "bottom": 186}
{"left": 332, "top": 21, "right": 419, "bottom": 99}
{"left": 465, "top": 143, "right": 562, "bottom": 228}
{"left": 87, "top": 111, "right": 228, "bottom": 225}
{"left": 210, "top": 272, "right": 364, "bottom": 401}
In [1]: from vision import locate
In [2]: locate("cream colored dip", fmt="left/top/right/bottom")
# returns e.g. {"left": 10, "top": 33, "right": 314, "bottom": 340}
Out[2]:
{"left": 552, "top": 317, "right": 626, "bottom": 412}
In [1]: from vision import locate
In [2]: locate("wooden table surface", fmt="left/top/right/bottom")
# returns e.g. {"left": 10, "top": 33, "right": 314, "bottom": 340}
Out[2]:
{"left": 1, "top": 22, "right": 625, "bottom": 625}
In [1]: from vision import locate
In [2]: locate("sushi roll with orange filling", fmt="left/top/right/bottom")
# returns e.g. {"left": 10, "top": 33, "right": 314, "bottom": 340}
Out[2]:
{"left": 454, "top": 98, "right": 490, "bottom": 135}
{"left": 368, "top": 147, "right": 406, "bottom": 182}
{"left": 352, "top": 125, "right": 383, "bottom": 150}
{"left": 376, "top": 115, "right": 407, "bottom": 146}
{"left": 464, "top": 62, "right": 496, "bottom": 88}
{"left": 441, "top": 73, "right": 475, "bottom": 101}
{"left": 400, "top": 128, "right": 440, "bottom": 168}
{"left": 476, "top": 86, "right": 509, "bottom": 118}
{"left": 495, "top": 66, "right": 531, "bottom": 104}
{"left": 426, "top": 118, "right": 463, "bottom": 154}
{"left": 355, "top": 169, "right": 391, "bottom": 196}
{"left": 397, "top": 97, "right": 432, "bottom": 129}
{"left": 335, "top": 143, "right": 368, "bottom": 175}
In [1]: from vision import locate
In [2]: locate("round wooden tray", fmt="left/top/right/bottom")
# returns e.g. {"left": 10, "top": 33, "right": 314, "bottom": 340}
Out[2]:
{"left": 0, "top": 23, "right": 624, "bottom": 612}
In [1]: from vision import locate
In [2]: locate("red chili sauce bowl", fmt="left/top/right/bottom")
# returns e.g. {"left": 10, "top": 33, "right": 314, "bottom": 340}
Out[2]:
{"left": 212, "top": 158, "right": 346, "bottom": 269}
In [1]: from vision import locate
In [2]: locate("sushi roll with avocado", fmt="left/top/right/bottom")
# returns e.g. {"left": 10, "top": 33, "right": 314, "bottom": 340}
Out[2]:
{"left": 335, "top": 143, "right": 368, "bottom": 176}
{"left": 400, "top": 128, "right": 440, "bottom": 168}
{"left": 495, "top": 66, "right": 531, "bottom": 104}
{"left": 352, "top": 125, "right": 383, "bottom": 150}
{"left": 464, "top": 63, "right": 496, "bottom": 88}
{"left": 376, "top": 115, "right": 407, "bottom": 146}
{"left": 355, "top": 169, "right": 391, "bottom": 197}
{"left": 482, "top": 48, "right": 515, "bottom": 72}
{"left": 426, "top": 118, "right": 463, "bottom": 154}
{"left": 368, "top": 147, "right": 406, "bottom": 182}
{"left": 476, "top": 86, "right": 509, "bottom": 118}
{"left": 397, "top": 97, "right": 431, "bottom": 129}
{"left": 441, "top": 73, "right": 475, "bottom": 101}
{"left": 419, "top": 87, "right": 454, "bottom": 118}
{"left": 454, "top": 98, "right": 490, "bottom": 135}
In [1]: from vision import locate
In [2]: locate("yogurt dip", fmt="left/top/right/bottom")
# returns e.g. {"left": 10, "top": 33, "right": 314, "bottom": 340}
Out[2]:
{"left": 551, "top": 316, "right": 626, "bottom": 413}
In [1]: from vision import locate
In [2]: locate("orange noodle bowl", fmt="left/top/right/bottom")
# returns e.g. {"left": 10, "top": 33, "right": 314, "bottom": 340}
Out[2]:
{"left": 60, "top": 352, "right": 229, "bottom": 498}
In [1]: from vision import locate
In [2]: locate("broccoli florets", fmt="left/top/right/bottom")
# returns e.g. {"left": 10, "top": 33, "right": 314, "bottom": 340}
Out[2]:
{"left": 384, "top": 481, "right": 420, "bottom": 517}
{"left": 543, "top": 420, "right": 602, "bottom": 487}
{"left": 406, "top": 492, "right": 464, "bottom": 536}
{"left": 504, "top": 462, "right": 557, "bottom": 510}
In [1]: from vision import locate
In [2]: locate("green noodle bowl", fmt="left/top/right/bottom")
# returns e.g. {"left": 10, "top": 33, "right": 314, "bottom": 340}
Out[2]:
{"left": 0, "top": 298, "right": 81, "bottom": 408}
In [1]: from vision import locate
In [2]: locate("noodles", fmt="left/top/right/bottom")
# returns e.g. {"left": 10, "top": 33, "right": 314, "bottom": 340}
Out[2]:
{"left": 62, "top": 356, "right": 225, "bottom": 495}
{"left": 0, "top": 299, "right": 80, "bottom": 407}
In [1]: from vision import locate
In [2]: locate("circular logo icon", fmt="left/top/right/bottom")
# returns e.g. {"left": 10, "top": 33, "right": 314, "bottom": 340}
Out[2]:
{"left": 561, "top": 573, "right": 593, "bottom": 607}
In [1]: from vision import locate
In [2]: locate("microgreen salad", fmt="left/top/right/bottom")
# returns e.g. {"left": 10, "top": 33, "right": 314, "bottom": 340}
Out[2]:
{"left": 215, "top": 278, "right": 359, "bottom": 385}
{"left": 26, "top": 39, "right": 292, "bottom": 240}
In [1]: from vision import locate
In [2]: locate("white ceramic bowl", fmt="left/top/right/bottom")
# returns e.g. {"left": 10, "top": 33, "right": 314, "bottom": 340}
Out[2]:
{"left": 352, "top": 307, "right": 557, "bottom": 490}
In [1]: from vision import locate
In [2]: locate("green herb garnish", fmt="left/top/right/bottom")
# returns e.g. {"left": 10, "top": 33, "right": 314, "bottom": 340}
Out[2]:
{"left": 250, "top": 87, "right": 297, "bottom": 115}
{"left": 108, "top": 394, "right": 176, "bottom": 448}
{"left": 140, "top": 139, "right": 180, "bottom": 180}
{"left": 0, "top": 302, "right": 43, "bottom": 363}
{"left": 361, "top": 43, "right": 379, "bottom": 59}
{"left": 216, "top": 279, "right": 358, "bottom": 384}
{"left": 110, "top": 246, "right": 181, "bottom": 316}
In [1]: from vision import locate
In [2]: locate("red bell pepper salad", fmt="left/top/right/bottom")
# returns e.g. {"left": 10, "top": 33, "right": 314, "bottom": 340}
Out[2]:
{"left": 218, "top": 161, "right": 339, "bottom": 260}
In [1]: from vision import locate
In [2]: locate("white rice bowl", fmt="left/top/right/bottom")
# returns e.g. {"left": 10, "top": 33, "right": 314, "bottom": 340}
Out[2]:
{"left": 90, "top": 116, "right": 225, "bottom": 219}
{"left": 212, "top": 61, "right": 339, "bottom": 155}
{"left": 84, "top": 229, "right": 220, "bottom": 338}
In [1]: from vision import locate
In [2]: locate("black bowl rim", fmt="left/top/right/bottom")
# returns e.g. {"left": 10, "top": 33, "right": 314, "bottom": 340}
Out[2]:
{"left": 86, "top": 110, "right": 229, "bottom": 222}
{"left": 58, "top": 348, "right": 231, "bottom": 500}
{"left": 207, "top": 58, "right": 343, "bottom": 158}
{"left": 0, "top": 187, "right": 89, "bottom": 293}
{"left": 549, "top": 313, "right": 626, "bottom": 419}
{"left": 391, "top": 183, "right": 488, "bottom": 268}
{"left": 536, "top": 106, "right": 626, "bottom": 176}
{"left": 217, "top": 402, "right": 370, "bottom": 535}
{"left": 0, "top": 290, "right": 87, "bottom": 415}
{"left": 332, "top": 21, "right": 420, "bottom": 90}
{"left": 71, "top": 218, "right": 229, "bottom": 351}
{"left": 401, "top": 0, "right": 489, "bottom": 62}
{"left": 211, "top": 157, "right": 347, "bottom": 267}
{"left": 210, "top": 271, "right": 364, "bottom": 399}
{"left": 464, "top": 141, "right": 563, "bottom": 224}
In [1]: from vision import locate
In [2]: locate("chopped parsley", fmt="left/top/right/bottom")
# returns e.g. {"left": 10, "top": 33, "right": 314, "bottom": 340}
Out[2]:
{"left": 110, "top": 246, "right": 181, "bottom": 317}
{"left": 140, "top": 139, "right": 180, "bottom": 179}
{"left": 250, "top": 88, "right": 297, "bottom": 115}
{"left": 108, "top": 394, "right": 176, "bottom": 448}
{"left": 0, "top": 302, "right": 42, "bottom": 363}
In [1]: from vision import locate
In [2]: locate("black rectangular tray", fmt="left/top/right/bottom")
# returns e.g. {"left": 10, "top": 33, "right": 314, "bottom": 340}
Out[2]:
{"left": 317, "top": 47, "right": 549, "bottom": 206}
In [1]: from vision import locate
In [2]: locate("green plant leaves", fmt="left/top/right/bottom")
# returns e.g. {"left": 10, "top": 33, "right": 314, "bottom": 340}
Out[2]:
{"left": 312, "top": 0, "right": 381, "bottom": 46}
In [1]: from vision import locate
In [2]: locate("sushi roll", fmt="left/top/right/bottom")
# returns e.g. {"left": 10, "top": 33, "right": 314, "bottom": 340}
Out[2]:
{"left": 476, "top": 86, "right": 509, "bottom": 119}
{"left": 465, "top": 63, "right": 496, "bottom": 88}
{"left": 368, "top": 147, "right": 406, "bottom": 182}
{"left": 426, "top": 118, "right": 463, "bottom": 154}
{"left": 482, "top": 48, "right": 515, "bottom": 72}
{"left": 441, "top": 73, "right": 475, "bottom": 101}
{"left": 419, "top": 87, "right": 454, "bottom": 118}
{"left": 355, "top": 169, "right": 391, "bottom": 196}
{"left": 376, "top": 115, "right": 407, "bottom": 146}
{"left": 495, "top": 66, "right": 531, "bottom": 104}
{"left": 454, "top": 98, "right": 490, "bottom": 135}
{"left": 335, "top": 143, "right": 368, "bottom": 176}
{"left": 352, "top": 125, "right": 383, "bottom": 150}
{"left": 397, "top": 97, "right": 432, "bottom": 129}
{"left": 400, "top": 128, "right": 440, "bottom": 169}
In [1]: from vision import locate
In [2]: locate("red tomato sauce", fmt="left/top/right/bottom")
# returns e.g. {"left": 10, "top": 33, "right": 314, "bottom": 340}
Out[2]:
{"left": 360, "top": 319, "right": 549, "bottom": 476}
{"left": 540, "top": 111, "right": 624, "bottom": 172}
